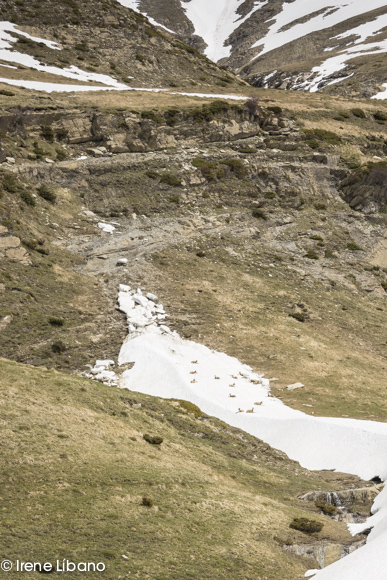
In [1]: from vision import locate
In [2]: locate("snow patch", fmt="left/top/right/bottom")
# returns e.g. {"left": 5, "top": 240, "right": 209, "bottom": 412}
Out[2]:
{"left": 184, "top": 0, "right": 269, "bottom": 61}
{"left": 97, "top": 223, "right": 116, "bottom": 234}
{"left": 101, "top": 284, "right": 387, "bottom": 579}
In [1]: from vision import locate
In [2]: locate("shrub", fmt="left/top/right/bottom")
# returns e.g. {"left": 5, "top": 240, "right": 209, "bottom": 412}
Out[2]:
{"left": 37, "top": 184, "right": 56, "bottom": 203}
{"left": 141, "top": 110, "right": 163, "bottom": 124}
{"left": 146, "top": 169, "right": 159, "bottom": 179}
{"left": 381, "top": 281, "right": 387, "bottom": 292}
{"left": 0, "top": 89, "right": 15, "bottom": 96}
{"left": 169, "top": 195, "right": 180, "bottom": 204}
{"left": 192, "top": 158, "right": 206, "bottom": 168}
{"left": 143, "top": 434, "right": 163, "bottom": 445}
{"left": 189, "top": 100, "right": 230, "bottom": 123}
{"left": 33, "top": 141, "right": 47, "bottom": 159}
{"left": 2, "top": 173, "right": 19, "bottom": 193}
{"left": 309, "top": 234, "right": 324, "bottom": 241}
{"left": 373, "top": 111, "right": 387, "bottom": 122}
{"left": 289, "top": 312, "right": 305, "bottom": 323}
{"left": 52, "top": 340, "right": 66, "bottom": 354}
{"left": 20, "top": 190, "right": 36, "bottom": 206}
{"left": 347, "top": 242, "right": 363, "bottom": 251}
{"left": 324, "top": 249, "right": 336, "bottom": 258}
{"left": 264, "top": 192, "right": 276, "bottom": 199}
{"left": 239, "top": 147, "right": 257, "bottom": 154}
{"left": 305, "top": 249, "right": 319, "bottom": 260}
{"left": 220, "top": 158, "right": 247, "bottom": 179}
{"left": 305, "top": 128, "right": 341, "bottom": 145}
{"left": 200, "top": 162, "right": 217, "bottom": 181}
{"left": 306, "top": 139, "right": 320, "bottom": 150}
{"left": 55, "top": 128, "right": 69, "bottom": 141}
{"left": 177, "top": 400, "right": 203, "bottom": 418}
{"left": 267, "top": 105, "right": 282, "bottom": 115}
{"left": 135, "top": 53, "right": 146, "bottom": 63}
{"left": 314, "top": 202, "right": 327, "bottom": 210}
{"left": 40, "top": 126, "right": 54, "bottom": 142}
{"left": 252, "top": 209, "right": 267, "bottom": 220}
{"left": 290, "top": 518, "right": 323, "bottom": 534}
{"left": 315, "top": 500, "right": 337, "bottom": 515}
{"left": 160, "top": 173, "right": 182, "bottom": 186}
{"left": 48, "top": 317, "right": 64, "bottom": 327}
{"left": 142, "top": 496, "right": 154, "bottom": 507}
{"left": 164, "top": 108, "right": 179, "bottom": 127}
{"left": 56, "top": 148, "right": 67, "bottom": 161}
{"left": 351, "top": 108, "right": 366, "bottom": 118}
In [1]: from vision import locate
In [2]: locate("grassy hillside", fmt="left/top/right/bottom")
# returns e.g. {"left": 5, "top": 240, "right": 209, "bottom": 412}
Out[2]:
{"left": 0, "top": 357, "right": 360, "bottom": 579}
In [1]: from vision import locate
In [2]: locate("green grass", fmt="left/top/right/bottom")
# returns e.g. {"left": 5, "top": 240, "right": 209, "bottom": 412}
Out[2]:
{"left": 0, "top": 358, "right": 350, "bottom": 580}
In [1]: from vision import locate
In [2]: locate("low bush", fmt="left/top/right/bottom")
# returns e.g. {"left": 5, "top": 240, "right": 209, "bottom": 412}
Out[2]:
{"left": 2, "top": 173, "right": 20, "bottom": 193}
{"left": 40, "top": 126, "right": 54, "bottom": 142}
{"left": 37, "top": 184, "right": 56, "bottom": 203}
{"left": 347, "top": 242, "right": 363, "bottom": 251}
{"left": 20, "top": 191, "right": 36, "bottom": 206}
{"left": 56, "top": 148, "right": 67, "bottom": 162}
{"left": 143, "top": 434, "right": 163, "bottom": 445}
{"left": 315, "top": 500, "right": 337, "bottom": 515}
{"left": 239, "top": 147, "right": 258, "bottom": 154}
{"left": 48, "top": 317, "right": 64, "bottom": 327}
{"left": 220, "top": 158, "right": 247, "bottom": 179}
{"left": 267, "top": 105, "right": 282, "bottom": 115}
{"left": 55, "top": 128, "right": 69, "bottom": 141}
{"left": 290, "top": 518, "right": 323, "bottom": 534}
{"left": 52, "top": 340, "right": 66, "bottom": 354}
{"left": 0, "top": 89, "right": 15, "bottom": 96}
{"left": 160, "top": 173, "right": 181, "bottom": 186}
{"left": 177, "top": 400, "right": 203, "bottom": 418}
{"left": 252, "top": 208, "right": 267, "bottom": 220}
{"left": 289, "top": 312, "right": 305, "bottom": 323}
{"left": 141, "top": 110, "right": 163, "bottom": 124}
{"left": 146, "top": 169, "right": 159, "bottom": 179}
{"left": 373, "top": 111, "right": 387, "bottom": 122}
{"left": 142, "top": 496, "right": 154, "bottom": 507}
{"left": 305, "top": 249, "right": 319, "bottom": 260}
{"left": 351, "top": 108, "right": 366, "bottom": 118}
{"left": 305, "top": 128, "right": 341, "bottom": 145}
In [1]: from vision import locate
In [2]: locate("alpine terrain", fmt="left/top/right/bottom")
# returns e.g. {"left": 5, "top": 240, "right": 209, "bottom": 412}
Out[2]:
{"left": 122, "top": 0, "right": 387, "bottom": 99}
{"left": 1, "top": 1, "right": 387, "bottom": 580}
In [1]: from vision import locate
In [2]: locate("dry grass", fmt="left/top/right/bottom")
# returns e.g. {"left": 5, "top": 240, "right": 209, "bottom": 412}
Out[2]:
{"left": 0, "top": 357, "right": 356, "bottom": 579}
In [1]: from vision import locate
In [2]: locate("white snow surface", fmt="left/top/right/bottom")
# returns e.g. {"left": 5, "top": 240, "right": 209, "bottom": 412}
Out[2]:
{"left": 97, "top": 223, "right": 116, "bottom": 234}
{"left": 111, "top": 285, "right": 387, "bottom": 578}
{"left": 183, "top": 0, "right": 269, "bottom": 61}
{"left": 372, "top": 83, "right": 387, "bottom": 100}
{"left": 251, "top": 1, "right": 387, "bottom": 56}
{"left": 247, "top": 1, "right": 387, "bottom": 92}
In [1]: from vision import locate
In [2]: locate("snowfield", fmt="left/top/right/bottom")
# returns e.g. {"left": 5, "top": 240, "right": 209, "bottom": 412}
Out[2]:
{"left": 182, "top": 0, "right": 269, "bottom": 62}
{"left": 86, "top": 285, "right": 387, "bottom": 578}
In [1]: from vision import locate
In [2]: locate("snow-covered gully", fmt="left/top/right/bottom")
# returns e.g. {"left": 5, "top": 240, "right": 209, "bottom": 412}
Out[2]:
{"left": 86, "top": 286, "right": 387, "bottom": 579}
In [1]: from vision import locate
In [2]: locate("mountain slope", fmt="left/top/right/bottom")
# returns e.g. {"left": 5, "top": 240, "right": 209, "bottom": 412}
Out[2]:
{"left": 0, "top": 0, "right": 243, "bottom": 92}
{"left": 0, "top": 357, "right": 361, "bottom": 580}
{"left": 124, "top": 0, "right": 387, "bottom": 98}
